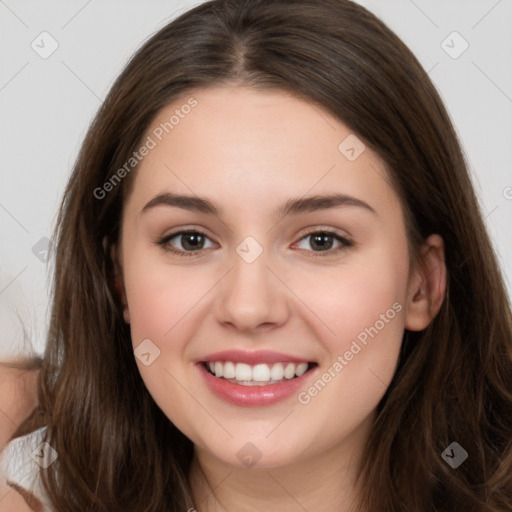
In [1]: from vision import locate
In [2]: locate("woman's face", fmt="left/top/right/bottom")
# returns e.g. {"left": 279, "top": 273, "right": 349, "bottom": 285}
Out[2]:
{"left": 117, "top": 85, "right": 423, "bottom": 470}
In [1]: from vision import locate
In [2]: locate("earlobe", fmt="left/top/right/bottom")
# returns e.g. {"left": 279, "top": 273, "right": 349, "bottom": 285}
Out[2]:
{"left": 110, "top": 245, "right": 131, "bottom": 324}
{"left": 404, "top": 234, "right": 447, "bottom": 331}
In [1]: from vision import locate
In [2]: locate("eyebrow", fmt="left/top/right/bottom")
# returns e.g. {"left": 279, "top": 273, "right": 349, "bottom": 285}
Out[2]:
{"left": 140, "top": 192, "right": 377, "bottom": 217}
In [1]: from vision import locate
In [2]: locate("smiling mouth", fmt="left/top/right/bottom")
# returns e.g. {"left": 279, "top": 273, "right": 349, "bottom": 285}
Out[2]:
{"left": 202, "top": 361, "right": 317, "bottom": 386}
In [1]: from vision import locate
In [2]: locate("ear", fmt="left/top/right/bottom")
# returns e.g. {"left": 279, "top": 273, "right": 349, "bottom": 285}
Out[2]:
{"left": 404, "top": 234, "right": 447, "bottom": 331}
{"left": 110, "top": 245, "right": 131, "bottom": 324}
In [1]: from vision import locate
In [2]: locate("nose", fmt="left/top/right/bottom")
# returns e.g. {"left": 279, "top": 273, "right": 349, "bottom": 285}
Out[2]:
{"left": 213, "top": 247, "right": 290, "bottom": 333}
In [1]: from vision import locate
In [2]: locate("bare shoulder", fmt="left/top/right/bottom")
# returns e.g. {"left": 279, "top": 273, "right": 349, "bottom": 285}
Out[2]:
{"left": 0, "top": 481, "right": 36, "bottom": 512}
{"left": 0, "top": 361, "right": 40, "bottom": 452}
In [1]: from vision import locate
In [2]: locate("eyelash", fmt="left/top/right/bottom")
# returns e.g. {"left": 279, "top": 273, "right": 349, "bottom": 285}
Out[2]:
{"left": 155, "top": 228, "right": 353, "bottom": 258}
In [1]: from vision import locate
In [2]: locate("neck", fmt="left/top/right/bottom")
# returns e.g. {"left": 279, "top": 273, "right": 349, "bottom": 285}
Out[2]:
{"left": 188, "top": 414, "right": 373, "bottom": 512}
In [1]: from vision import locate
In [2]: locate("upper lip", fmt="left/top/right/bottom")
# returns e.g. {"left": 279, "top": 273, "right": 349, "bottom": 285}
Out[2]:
{"left": 197, "top": 350, "right": 315, "bottom": 365}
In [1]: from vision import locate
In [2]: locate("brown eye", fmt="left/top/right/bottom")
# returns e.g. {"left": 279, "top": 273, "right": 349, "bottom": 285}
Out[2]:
{"left": 176, "top": 232, "right": 206, "bottom": 251}
{"left": 294, "top": 230, "right": 352, "bottom": 256}
{"left": 156, "top": 230, "right": 215, "bottom": 257}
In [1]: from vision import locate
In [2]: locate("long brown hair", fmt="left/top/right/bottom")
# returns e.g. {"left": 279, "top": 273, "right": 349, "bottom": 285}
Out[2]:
{"left": 12, "top": 0, "right": 512, "bottom": 510}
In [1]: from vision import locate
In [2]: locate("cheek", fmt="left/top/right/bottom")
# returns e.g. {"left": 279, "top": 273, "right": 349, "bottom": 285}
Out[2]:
{"left": 125, "top": 264, "right": 209, "bottom": 348}
{"left": 299, "top": 246, "right": 408, "bottom": 351}
{"left": 289, "top": 251, "right": 407, "bottom": 447}
{"left": 122, "top": 259, "right": 211, "bottom": 426}
{"left": 292, "top": 237, "right": 409, "bottom": 403}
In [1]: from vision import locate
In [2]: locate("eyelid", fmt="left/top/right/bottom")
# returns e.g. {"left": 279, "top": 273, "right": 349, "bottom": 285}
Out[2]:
{"left": 155, "top": 226, "right": 353, "bottom": 257}
{"left": 155, "top": 228, "right": 216, "bottom": 257}
{"left": 292, "top": 227, "right": 353, "bottom": 256}
{"left": 295, "top": 224, "right": 352, "bottom": 241}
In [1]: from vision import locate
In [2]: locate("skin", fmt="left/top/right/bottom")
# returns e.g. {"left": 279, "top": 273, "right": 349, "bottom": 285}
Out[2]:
{"left": 0, "top": 365, "right": 38, "bottom": 452}
{"left": 115, "top": 86, "right": 446, "bottom": 512}
{"left": 0, "top": 364, "right": 39, "bottom": 512}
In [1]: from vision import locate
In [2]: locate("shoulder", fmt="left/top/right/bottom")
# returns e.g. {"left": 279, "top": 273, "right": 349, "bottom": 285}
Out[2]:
{"left": 0, "top": 481, "right": 36, "bottom": 512}
{"left": 0, "top": 361, "right": 39, "bottom": 451}
{"left": 0, "top": 427, "right": 52, "bottom": 512}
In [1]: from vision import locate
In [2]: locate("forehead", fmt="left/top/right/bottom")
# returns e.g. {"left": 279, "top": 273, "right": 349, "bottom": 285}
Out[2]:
{"left": 124, "top": 85, "right": 399, "bottom": 221}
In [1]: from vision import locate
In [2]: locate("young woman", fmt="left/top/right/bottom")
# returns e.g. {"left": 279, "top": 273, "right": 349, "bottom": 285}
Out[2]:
{"left": 2, "top": 0, "right": 511, "bottom": 511}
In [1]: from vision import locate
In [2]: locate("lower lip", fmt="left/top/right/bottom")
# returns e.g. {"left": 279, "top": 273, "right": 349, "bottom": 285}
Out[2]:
{"left": 196, "top": 362, "right": 317, "bottom": 407}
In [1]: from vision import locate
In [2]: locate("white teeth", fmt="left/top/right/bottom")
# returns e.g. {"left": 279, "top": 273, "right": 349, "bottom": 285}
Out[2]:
{"left": 252, "top": 363, "right": 271, "bottom": 381}
{"left": 223, "top": 361, "right": 236, "bottom": 379}
{"left": 235, "top": 363, "right": 252, "bottom": 381}
{"left": 284, "top": 363, "right": 295, "bottom": 379}
{"left": 214, "top": 361, "right": 224, "bottom": 378}
{"left": 270, "top": 363, "right": 284, "bottom": 381}
{"left": 205, "top": 360, "right": 312, "bottom": 383}
{"left": 295, "top": 362, "right": 308, "bottom": 377}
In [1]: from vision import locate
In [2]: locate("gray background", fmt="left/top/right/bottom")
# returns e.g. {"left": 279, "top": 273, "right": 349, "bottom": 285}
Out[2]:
{"left": 1, "top": 0, "right": 511, "bottom": 359}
